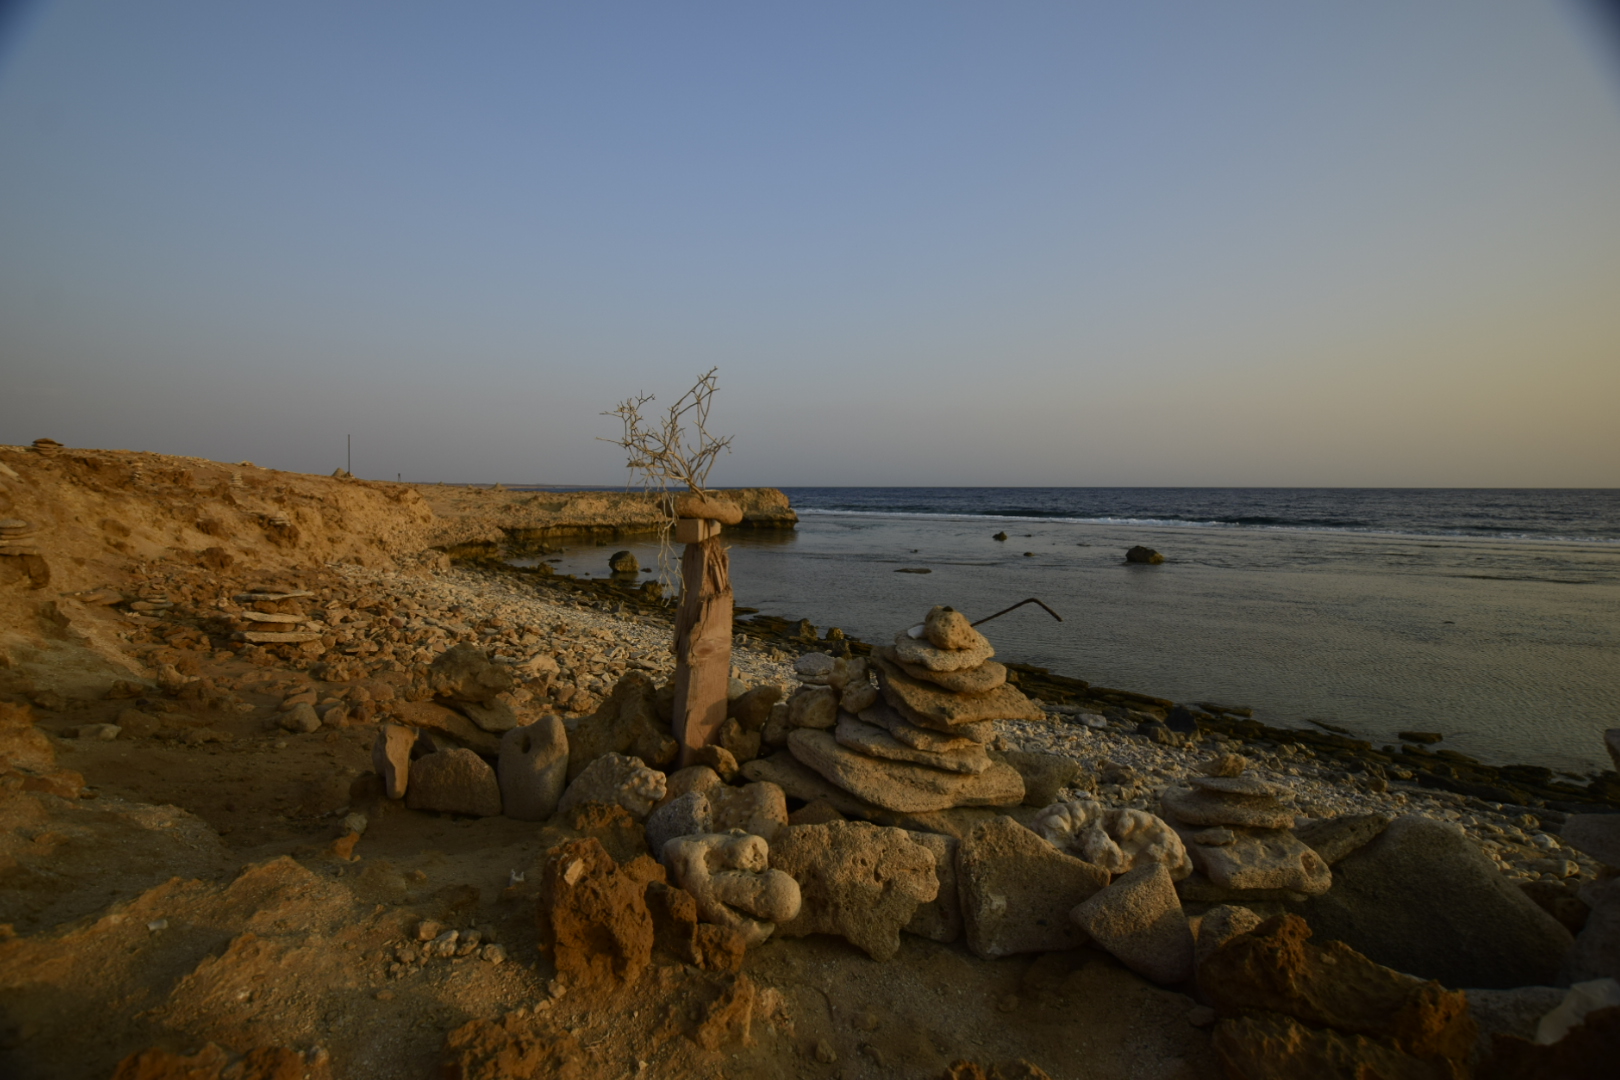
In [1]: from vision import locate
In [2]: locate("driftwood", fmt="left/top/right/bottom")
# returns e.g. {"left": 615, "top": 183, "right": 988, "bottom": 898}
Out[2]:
{"left": 671, "top": 532, "right": 733, "bottom": 765}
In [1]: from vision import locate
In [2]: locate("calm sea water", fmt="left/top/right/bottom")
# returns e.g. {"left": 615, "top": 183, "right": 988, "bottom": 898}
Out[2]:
{"left": 537, "top": 489, "right": 1620, "bottom": 774}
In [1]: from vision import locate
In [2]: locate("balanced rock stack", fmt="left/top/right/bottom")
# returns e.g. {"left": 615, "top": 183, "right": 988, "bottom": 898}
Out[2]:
{"left": 30, "top": 437, "right": 63, "bottom": 456}
{"left": 1160, "top": 753, "right": 1332, "bottom": 900}
{"left": 0, "top": 519, "right": 41, "bottom": 557}
{"left": 783, "top": 606, "right": 1039, "bottom": 813}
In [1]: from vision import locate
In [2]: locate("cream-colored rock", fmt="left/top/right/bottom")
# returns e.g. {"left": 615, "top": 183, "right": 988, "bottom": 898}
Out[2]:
{"left": 860, "top": 702, "right": 987, "bottom": 753}
{"left": 787, "top": 729, "right": 1024, "bottom": 813}
{"left": 769, "top": 821, "right": 938, "bottom": 961}
{"left": 787, "top": 685, "right": 839, "bottom": 729}
{"left": 372, "top": 722, "right": 417, "bottom": 800}
{"left": 880, "top": 646, "right": 1008, "bottom": 695}
{"left": 1071, "top": 862, "right": 1194, "bottom": 985}
{"left": 1178, "top": 825, "right": 1332, "bottom": 896}
{"left": 663, "top": 831, "right": 801, "bottom": 947}
{"left": 556, "top": 752, "right": 667, "bottom": 819}
{"left": 923, "top": 606, "right": 989, "bottom": 652}
{"left": 891, "top": 631, "right": 994, "bottom": 673}
{"left": 1034, "top": 801, "right": 1193, "bottom": 880}
{"left": 872, "top": 654, "right": 1043, "bottom": 727}
{"left": 833, "top": 713, "right": 991, "bottom": 775}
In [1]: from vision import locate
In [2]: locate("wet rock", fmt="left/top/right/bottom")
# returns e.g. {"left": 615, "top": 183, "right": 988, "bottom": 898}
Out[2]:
{"left": 566, "top": 671, "right": 677, "bottom": 781}
{"left": 904, "top": 831, "right": 962, "bottom": 943}
{"left": 1071, "top": 862, "right": 1194, "bottom": 985}
{"left": 1033, "top": 801, "right": 1192, "bottom": 879}
{"left": 768, "top": 820, "right": 939, "bottom": 961}
{"left": 1290, "top": 815, "right": 1574, "bottom": 989}
{"left": 372, "top": 723, "right": 417, "bottom": 800}
{"left": 1125, "top": 545, "right": 1164, "bottom": 564}
{"left": 1294, "top": 813, "right": 1393, "bottom": 865}
{"left": 957, "top": 816, "right": 1109, "bottom": 959}
{"left": 557, "top": 753, "right": 666, "bottom": 820}
{"left": 923, "top": 605, "right": 988, "bottom": 652}
{"left": 427, "top": 642, "right": 514, "bottom": 703}
{"left": 787, "top": 729, "right": 1024, "bottom": 813}
{"left": 663, "top": 831, "right": 802, "bottom": 946}
{"left": 607, "top": 550, "right": 638, "bottom": 573}
{"left": 537, "top": 837, "right": 664, "bottom": 989}
{"left": 499, "top": 716, "right": 569, "bottom": 821}
{"left": 405, "top": 748, "right": 502, "bottom": 816}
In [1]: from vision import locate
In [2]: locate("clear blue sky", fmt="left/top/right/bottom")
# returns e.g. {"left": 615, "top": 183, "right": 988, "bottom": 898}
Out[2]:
{"left": 2, "top": 1, "right": 1618, "bottom": 486}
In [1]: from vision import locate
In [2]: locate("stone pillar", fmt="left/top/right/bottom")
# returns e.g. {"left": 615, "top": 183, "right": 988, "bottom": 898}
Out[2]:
{"left": 671, "top": 519, "right": 733, "bottom": 766}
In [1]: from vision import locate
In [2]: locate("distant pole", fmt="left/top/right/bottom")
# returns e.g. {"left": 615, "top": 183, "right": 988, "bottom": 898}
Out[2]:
{"left": 347, "top": 434, "right": 351, "bottom": 475}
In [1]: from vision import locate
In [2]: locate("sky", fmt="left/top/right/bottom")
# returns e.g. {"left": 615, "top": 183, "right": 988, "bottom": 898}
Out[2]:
{"left": 1, "top": 1, "right": 1618, "bottom": 488}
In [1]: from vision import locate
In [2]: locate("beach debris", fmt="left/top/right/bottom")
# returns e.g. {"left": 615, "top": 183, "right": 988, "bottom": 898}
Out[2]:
{"left": 968, "top": 597, "right": 1062, "bottom": 627}
{"left": 1124, "top": 545, "right": 1164, "bottom": 564}
{"left": 404, "top": 748, "right": 502, "bottom": 817}
{"left": 768, "top": 820, "right": 939, "bottom": 961}
{"left": 498, "top": 715, "right": 569, "bottom": 821}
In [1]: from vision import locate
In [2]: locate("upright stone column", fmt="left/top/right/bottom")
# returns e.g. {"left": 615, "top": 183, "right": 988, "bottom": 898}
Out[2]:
{"left": 671, "top": 516, "right": 733, "bottom": 766}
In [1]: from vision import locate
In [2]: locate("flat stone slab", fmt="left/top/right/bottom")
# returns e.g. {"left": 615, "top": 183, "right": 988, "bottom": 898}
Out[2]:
{"left": 877, "top": 646, "right": 1007, "bottom": 694}
{"left": 1561, "top": 814, "right": 1620, "bottom": 868}
{"left": 242, "top": 630, "right": 323, "bottom": 644}
{"left": 1187, "top": 775, "right": 1287, "bottom": 800}
{"left": 873, "top": 654, "right": 1044, "bottom": 727}
{"left": 890, "top": 631, "right": 995, "bottom": 672}
{"left": 1178, "top": 825, "right": 1332, "bottom": 895}
{"left": 834, "top": 714, "right": 991, "bottom": 774}
{"left": 1071, "top": 862, "right": 1194, "bottom": 985}
{"left": 859, "top": 702, "right": 986, "bottom": 753}
{"left": 788, "top": 729, "right": 1024, "bottom": 813}
{"left": 957, "top": 816, "right": 1108, "bottom": 958}
{"left": 1162, "top": 785, "right": 1295, "bottom": 830}
{"left": 1294, "top": 813, "right": 1393, "bottom": 865}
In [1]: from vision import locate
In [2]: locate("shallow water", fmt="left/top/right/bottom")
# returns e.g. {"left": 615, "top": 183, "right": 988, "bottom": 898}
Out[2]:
{"left": 526, "top": 492, "right": 1620, "bottom": 774}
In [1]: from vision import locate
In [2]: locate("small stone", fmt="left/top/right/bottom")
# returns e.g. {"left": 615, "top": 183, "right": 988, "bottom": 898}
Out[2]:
{"left": 922, "top": 606, "right": 988, "bottom": 652}
{"left": 794, "top": 653, "right": 837, "bottom": 678}
{"left": 608, "top": 550, "right": 638, "bottom": 574}
{"left": 786, "top": 686, "right": 839, "bottom": 730}
{"left": 78, "top": 723, "right": 121, "bottom": 741}
{"left": 1194, "top": 904, "right": 1264, "bottom": 971}
{"left": 416, "top": 920, "right": 444, "bottom": 941}
{"left": 1201, "top": 754, "right": 1248, "bottom": 777}
{"left": 1071, "top": 862, "right": 1194, "bottom": 985}
{"left": 814, "top": 1039, "right": 837, "bottom": 1064}
{"left": 279, "top": 703, "right": 321, "bottom": 734}
{"left": 1125, "top": 546, "right": 1164, "bottom": 564}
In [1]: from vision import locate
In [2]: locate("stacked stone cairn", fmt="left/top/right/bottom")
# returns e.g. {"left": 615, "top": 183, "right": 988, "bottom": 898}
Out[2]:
{"left": 0, "top": 518, "right": 41, "bottom": 558}
{"left": 1158, "top": 752, "right": 1332, "bottom": 901}
{"left": 777, "top": 606, "right": 1038, "bottom": 813}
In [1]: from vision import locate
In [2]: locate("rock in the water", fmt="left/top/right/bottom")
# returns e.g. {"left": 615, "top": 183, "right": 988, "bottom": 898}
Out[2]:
{"left": 499, "top": 716, "right": 569, "bottom": 821}
{"left": 1201, "top": 913, "right": 1475, "bottom": 1068}
{"left": 923, "top": 606, "right": 989, "bottom": 652}
{"left": 995, "top": 750, "right": 1090, "bottom": 807}
{"left": 890, "top": 631, "right": 995, "bottom": 673}
{"left": 1289, "top": 815, "right": 1574, "bottom": 989}
{"left": 787, "top": 729, "right": 1024, "bottom": 813}
{"left": 861, "top": 702, "right": 992, "bottom": 750}
{"left": 1560, "top": 876, "right": 1620, "bottom": 984}
{"left": 1125, "top": 545, "right": 1164, "bottom": 565}
{"left": 768, "top": 820, "right": 939, "bottom": 961}
{"left": 566, "top": 671, "right": 678, "bottom": 781}
{"left": 1293, "top": 813, "right": 1393, "bottom": 865}
{"left": 1162, "top": 784, "right": 1297, "bottom": 830}
{"left": 405, "top": 748, "right": 502, "bottom": 817}
{"left": 1071, "top": 862, "right": 1194, "bottom": 985}
{"left": 786, "top": 685, "right": 839, "bottom": 729}
{"left": 1181, "top": 826, "right": 1332, "bottom": 896}
{"left": 1561, "top": 814, "right": 1620, "bottom": 868}
{"left": 662, "top": 831, "right": 801, "bottom": 947}
{"left": 957, "top": 816, "right": 1110, "bottom": 959}
{"left": 537, "top": 837, "right": 663, "bottom": 989}
{"left": 904, "top": 831, "right": 962, "bottom": 943}
{"left": 873, "top": 654, "right": 1043, "bottom": 727}
{"left": 1034, "top": 801, "right": 1192, "bottom": 879}
{"left": 428, "top": 643, "right": 514, "bottom": 703}
{"left": 834, "top": 713, "right": 991, "bottom": 774}
{"left": 557, "top": 752, "right": 667, "bottom": 819}
{"left": 372, "top": 722, "right": 417, "bottom": 800}
{"left": 880, "top": 647, "right": 1009, "bottom": 694}
{"left": 608, "top": 550, "right": 638, "bottom": 573}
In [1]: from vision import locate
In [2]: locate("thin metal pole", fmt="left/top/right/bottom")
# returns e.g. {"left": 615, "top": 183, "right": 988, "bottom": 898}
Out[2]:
{"left": 347, "top": 435, "right": 351, "bottom": 475}
{"left": 970, "top": 597, "right": 1063, "bottom": 627}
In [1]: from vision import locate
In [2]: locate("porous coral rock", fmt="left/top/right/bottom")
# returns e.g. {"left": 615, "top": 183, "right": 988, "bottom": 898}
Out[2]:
{"left": 957, "top": 816, "right": 1109, "bottom": 959}
{"left": 565, "top": 671, "right": 677, "bottom": 780}
{"left": 787, "top": 728, "right": 1024, "bottom": 814}
{"left": 556, "top": 752, "right": 666, "bottom": 819}
{"left": 1070, "top": 862, "right": 1195, "bottom": 985}
{"left": 662, "top": 831, "right": 802, "bottom": 947}
{"left": 872, "top": 654, "right": 1043, "bottom": 727}
{"left": 768, "top": 820, "right": 939, "bottom": 961}
{"left": 1033, "top": 801, "right": 1192, "bottom": 880}
{"left": 890, "top": 630, "right": 995, "bottom": 673}
{"left": 923, "top": 605, "right": 988, "bottom": 652}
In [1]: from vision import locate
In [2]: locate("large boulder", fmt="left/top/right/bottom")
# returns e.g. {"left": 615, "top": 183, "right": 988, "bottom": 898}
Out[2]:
{"left": 768, "top": 821, "right": 938, "bottom": 961}
{"left": 498, "top": 716, "right": 569, "bottom": 821}
{"left": 405, "top": 748, "right": 502, "bottom": 817}
{"left": 1288, "top": 815, "right": 1574, "bottom": 988}
{"left": 557, "top": 753, "right": 667, "bottom": 820}
{"left": 956, "top": 816, "right": 1109, "bottom": 959}
{"left": 566, "top": 671, "right": 677, "bottom": 780}
{"left": 427, "top": 643, "right": 513, "bottom": 703}
{"left": 536, "top": 838, "right": 664, "bottom": 989}
{"left": 1070, "top": 862, "right": 1194, "bottom": 985}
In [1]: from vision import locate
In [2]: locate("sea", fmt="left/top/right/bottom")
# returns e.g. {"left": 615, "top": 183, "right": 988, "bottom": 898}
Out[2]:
{"left": 530, "top": 488, "right": 1620, "bottom": 774}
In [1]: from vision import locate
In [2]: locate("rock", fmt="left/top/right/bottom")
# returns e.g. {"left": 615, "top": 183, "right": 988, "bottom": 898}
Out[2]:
{"left": 1162, "top": 784, "right": 1297, "bottom": 829}
{"left": 786, "top": 685, "right": 839, "bottom": 729}
{"left": 1484, "top": 1004, "right": 1620, "bottom": 1080}
{"left": 839, "top": 679, "right": 878, "bottom": 715}
{"left": 890, "top": 631, "right": 995, "bottom": 673}
{"left": 537, "top": 837, "right": 664, "bottom": 989}
{"left": 1293, "top": 813, "right": 1393, "bottom": 865}
{"left": 1033, "top": 801, "right": 1192, "bottom": 880}
{"left": 278, "top": 702, "right": 321, "bottom": 734}
{"left": 646, "top": 782, "right": 789, "bottom": 854}
{"left": 996, "top": 751, "right": 1090, "bottom": 807}
{"left": 557, "top": 753, "right": 667, "bottom": 819}
{"left": 646, "top": 791, "right": 711, "bottom": 856}
{"left": 1181, "top": 826, "right": 1332, "bottom": 896}
{"left": 741, "top": 751, "right": 885, "bottom": 821}
{"left": 691, "top": 743, "right": 739, "bottom": 781}
{"left": 861, "top": 702, "right": 992, "bottom": 751}
{"left": 728, "top": 684, "right": 782, "bottom": 730}
{"left": 904, "top": 831, "right": 962, "bottom": 943}
{"left": 834, "top": 713, "right": 992, "bottom": 774}
{"left": 715, "top": 717, "right": 761, "bottom": 765}
{"left": 1188, "top": 774, "right": 1288, "bottom": 798}
{"left": 794, "top": 653, "right": 837, "bottom": 678}
{"left": 660, "top": 764, "right": 724, "bottom": 805}
{"left": 372, "top": 723, "right": 418, "bottom": 800}
{"left": 566, "top": 671, "right": 678, "bottom": 781}
{"left": 1535, "top": 978, "right": 1620, "bottom": 1045}
{"left": 787, "top": 729, "right": 1024, "bottom": 813}
{"left": 427, "top": 643, "right": 514, "bottom": 703}
{"left": 768, "top": 821, "right": 939, "bottom": 961}
{"left": 455, "top": 697, "right": 524, "bottom": 734}
{"left": 1195, "top": 904, "right": 1264, "bottom": 972}
{"left": 608, "top": 550, "right": 638, "bottom": 573}
{"left": 880, "top": 648, "right": 1009, "bottom": 695}
{"left": 662, "top": 831, "right": 802, "bottom": 946}
{"left": 956, "top": 816, "right": 1110, "bottom": 958}
{"left": 1201, "top": 913, "right": 1476, "bottom": 1066}
{"left": 672, "top": 493, "right": 743, "bottom": 524}
{"left": 405, "top": 748, "right": 502, "bottom": 817}
{"left": 923, "top": 606, "right": 989, "bottom": 652}
{"left": 499, "top": 716, "right": 569, "bottom": 821}
{"left": 646, "top": 880, "right": 748, "bottom": 971}
{"left": 1607, "top": 729, "right": 1620, "bottom": 773}
{"left": 1289, "top": 815, "right": 1575, "bottom": 989}
{"left": 1561, "top": 815, "right": 1620, "bottom": 868}
{"left": 391, "top": 699, "right": 501, "bottom": 755}
{"left": 1560, "top": 877, "right": 1620, "bottom": 984}
{"left": 77, "top": 723, "right": 121, "bottom": 741}
{"left": 1202, "top": 753, "right": 1249, "bottom": 777}
{"left": 1463, "top": 985, "right": 1567, "bottom": 1051}
{"left": 1070, "top": 862, "right": 1194, "bottom": 985}
{"left": 788, "top": 799, "right": 846, "bottom": 827}
{"left": 874, "top": 654, "right": 1043, "bottom": 728}
{"left": 1399, "top": 731, "right": 1443, "bottom": 744}
{"left": 1125, "top": 546, "right": 1164, "bottom": 565}
{"left": 1212, "top": 1012, "right": 1453, "bottom": 1080}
